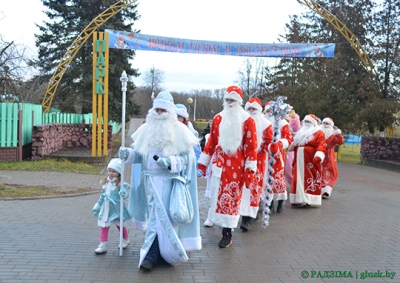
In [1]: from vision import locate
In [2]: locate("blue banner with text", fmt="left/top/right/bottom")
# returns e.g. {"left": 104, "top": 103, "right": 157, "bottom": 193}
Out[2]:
{"left": 105, "top": 30, "right": 335, "bottom": 58}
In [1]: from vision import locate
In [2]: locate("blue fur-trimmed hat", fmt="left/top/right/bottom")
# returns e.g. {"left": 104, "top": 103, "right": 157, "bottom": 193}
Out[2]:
{"left": 153, "top": 91, "right": 175, "bottom": 113}
{"left": 175, "top": 104, "right": 189, "bottom": 119}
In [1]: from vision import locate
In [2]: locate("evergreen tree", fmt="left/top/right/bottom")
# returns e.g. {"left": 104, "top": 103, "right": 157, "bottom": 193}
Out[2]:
{"left": 271, "top": 0, "right": 399, "bottom": 133}
{"left": 35, "top": 0, "right": 141, "bottom": 122}
{"left": 369, "top": 0, "right": 400, "bottom": 131}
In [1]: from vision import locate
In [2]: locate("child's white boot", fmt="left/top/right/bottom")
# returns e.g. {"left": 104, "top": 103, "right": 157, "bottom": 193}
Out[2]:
{"left": 94, "top": 242, "right": 107, "bottom": 254}
{"left": 119, "top": 238, "right": 130, "bottom": 249}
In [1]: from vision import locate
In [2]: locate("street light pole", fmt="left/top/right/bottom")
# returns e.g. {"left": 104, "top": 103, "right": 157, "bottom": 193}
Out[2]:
{"left": 187, "top": 97, "right": 193, "bottom": 119}
{"left": 193, "top": 96, "right": 197, "bottom": 122}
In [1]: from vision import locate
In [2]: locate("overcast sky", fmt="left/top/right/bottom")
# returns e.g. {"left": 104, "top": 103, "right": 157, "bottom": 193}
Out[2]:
{"left": 1, "top": 0, "right": 308, "bottom": 93}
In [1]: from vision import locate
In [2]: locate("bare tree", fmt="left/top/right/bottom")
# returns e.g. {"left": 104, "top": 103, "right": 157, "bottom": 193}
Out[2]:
{"left": 0, "top": 25, "right": 46, "bottom": 103}
{"left": 235, "top": 58, "right": 267, "bottom": 101}
{"left": 142, "top": 66, "right": 165, "bottom": 96}
{"left": 133, "top": 66, "right": 165, "bottom": 115}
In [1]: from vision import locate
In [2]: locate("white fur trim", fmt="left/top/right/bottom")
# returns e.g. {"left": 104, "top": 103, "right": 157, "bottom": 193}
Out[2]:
{"left": 322, "top": 186, "right": 332, "bottom": 196}
{"left": 314, "top": 151, "right": 325, "bottom": 162}
{"left": 180, "top": 236, "right": 202, "bottom": 251}
{"left": 280, "top": 138, "right": 289, "bottom": 149}
{"left": 131, "top": 216, "right": 147, "bottom": 231}
{"left": 175, "top": 107, "right": 189, "bottom": 119}
{"left": 245, "top": 101, "right": 262, "bottom": 112}
{"left": 245, "top": 160, "right": 257, "bottom": 172}
{"left": 333, "top": 129, "right": 341, "bottom": 135}
{"left": 153, "top": 99, "right": 175, "bottom": 113}
{"left": 170, "top": 156, "right": 177, "bottom": 172}
{"left": 304, "top": 115, "right": 318, "bottom": 126}
{"left": 322, "top": 118, "right": 334, "bottom": 127}
{"left": 240, "top": 187, "right": 259, "bottom": 217}
{"left": 198, "top": 153, "right": 211, "bottom": 166}
{"left": 224, "top": 91, "right": 243, "bottom": 103}
{"left": 124, "top": 148, "right": 136, "bottom": 164}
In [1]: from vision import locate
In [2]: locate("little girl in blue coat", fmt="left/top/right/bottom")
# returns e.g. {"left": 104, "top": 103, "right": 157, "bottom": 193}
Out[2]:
{"left": 92, "top": 158, "right": 133, "bottom": 254}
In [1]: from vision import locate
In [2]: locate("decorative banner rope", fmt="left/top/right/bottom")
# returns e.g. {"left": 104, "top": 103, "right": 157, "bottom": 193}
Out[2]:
{"left": 262, "top": 96, "right": 291, "bottom": 228}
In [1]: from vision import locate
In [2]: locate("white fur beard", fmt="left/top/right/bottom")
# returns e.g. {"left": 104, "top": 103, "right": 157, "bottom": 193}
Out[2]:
{"left": 250, "top": 112, "right": 263, "bottom": 151}
{"left": 145, "top": 109, "right": 177, "bottom": 153}
{"left": 294, "top": 125, "right": 313, "bottom": 145}
{"left": 322, "top": 125, "right": 333, "bottom": 139}
{"left": 219, "top": 103, "right": 243, "bottom": 155}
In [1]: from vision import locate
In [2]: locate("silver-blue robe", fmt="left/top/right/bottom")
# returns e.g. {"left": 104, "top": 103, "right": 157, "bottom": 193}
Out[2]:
{"left": 125, "top": 122, "right": 201, "bottom": 268}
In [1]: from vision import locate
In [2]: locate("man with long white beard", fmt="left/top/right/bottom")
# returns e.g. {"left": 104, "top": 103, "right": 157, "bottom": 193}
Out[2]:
{"left": 320, "top": 117, "right": 344, "bottom": 199}
{"left": 239, "top": 98, "right": 273, "bottom": 231}
{"left": 118, "top": 91, "right": 201, "bottom": 271}
{"left": 197, "top": 85, "right": 258, "bottom": 248}
{"left": 288, "top": 114, "right": 326, "bottom": 207}
{"left": 264, "top": 102, "right": 292, "bottom": 214}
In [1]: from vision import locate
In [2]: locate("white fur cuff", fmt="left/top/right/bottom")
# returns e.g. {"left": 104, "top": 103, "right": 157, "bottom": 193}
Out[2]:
{"left": 245, "top": 160, "right": 257, "bottom": 172}
{"left": 198, "top": 153, "right": 211, "bottom": 166}
{"left": 125, "top": 148, "right": 136, "bottom": 164}
{"left": 333, "top": 129, "right": 341, "bottom": 135}
{"left": 314, "top": 151, "right": 325, "bottom": 162}
{"left": 280, "top": 138, "right": 289, "bottom": 149}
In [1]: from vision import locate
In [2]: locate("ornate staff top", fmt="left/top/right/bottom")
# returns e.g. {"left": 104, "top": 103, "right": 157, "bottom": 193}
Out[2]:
{"left": 267, "top": 96, "right": 291, "bottom": 125}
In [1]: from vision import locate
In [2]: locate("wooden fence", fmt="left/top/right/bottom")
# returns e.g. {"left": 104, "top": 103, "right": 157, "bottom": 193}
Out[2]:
{"left": 0, "top": 102, "right": 121, "bottom": 148}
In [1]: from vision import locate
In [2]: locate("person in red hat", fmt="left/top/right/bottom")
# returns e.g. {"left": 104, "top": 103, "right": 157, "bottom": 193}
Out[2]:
{"left": 239, "top": 97, "right": 273, "bottom": 231}
{"left": 321, "top": 117, "right": 344, "bottom": 198}
{"left": 288, "top": 114, "right": 326, "bottom": 207}
{"left": 197, "top": 85, "right": 258, "bottom": 248}
{"left": 264, "top": 102, "right": 293, "bottom": 214}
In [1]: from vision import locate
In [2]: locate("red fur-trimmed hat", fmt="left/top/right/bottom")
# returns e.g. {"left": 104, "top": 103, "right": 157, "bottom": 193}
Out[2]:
{"left": 224, "top": 85, "right": 243, "bottom": 102}
{"left": 322, "top": 117, "right": 334, "bottom": 127}
{"left": 245, "top": 98, "right": 262, "bottom": 112}
{"left": 303, "top": 114, "right": 319, "bottom": 126}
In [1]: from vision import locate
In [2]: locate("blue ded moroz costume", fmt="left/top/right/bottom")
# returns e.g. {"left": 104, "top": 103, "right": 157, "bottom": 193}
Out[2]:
{"left": 122, "top": 91, "right": 201, "bottom": 268}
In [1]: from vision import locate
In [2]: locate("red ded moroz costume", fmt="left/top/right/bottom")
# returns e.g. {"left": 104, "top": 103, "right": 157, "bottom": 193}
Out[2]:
{"left": 198, "top": 87, "right": 258, "bottom": 228}
{"left": 240, "top": 98, "right": 273, "bottom": 219}
{"left": 321, "top": 117, "right": 344, "bottom": 197}
{"left": 289, "top": 114, "right": 326, "bottom": 206}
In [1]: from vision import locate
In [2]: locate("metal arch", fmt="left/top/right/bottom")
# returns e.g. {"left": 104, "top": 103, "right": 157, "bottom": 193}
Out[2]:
{"left": 297, "top": 0, "right": 375, "bottom": 74}
{"left": 42, "top": 0, "right": 376, "bottom": 112}
{"left": 41, "top": 0, "right": 138, "bottom": 113}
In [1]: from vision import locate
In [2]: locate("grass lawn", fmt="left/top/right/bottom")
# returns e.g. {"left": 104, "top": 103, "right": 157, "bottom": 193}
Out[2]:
{"left": 337, "top": 144, "right": 361, "bottom": 164}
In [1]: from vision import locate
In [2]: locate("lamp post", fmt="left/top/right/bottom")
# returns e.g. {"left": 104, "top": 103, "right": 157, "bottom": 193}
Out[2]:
{"left": 187, "top": 97, "right": 193, "bottom": 119}
{"left": 193, "top": 96, "right": 197, "bottom": 122}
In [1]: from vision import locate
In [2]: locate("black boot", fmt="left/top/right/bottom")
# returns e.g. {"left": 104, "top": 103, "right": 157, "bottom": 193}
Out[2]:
{"left": 218, "top": 228, "right": 232, "bottom": 248}
{"left": 269, "top": 200, "right": 275, "bottom": 215}
{"left": 240, "top": 216, "right": 251, "bottom": 232}
{"left": 277, "top": 200, "right": 284, "bottom": 213}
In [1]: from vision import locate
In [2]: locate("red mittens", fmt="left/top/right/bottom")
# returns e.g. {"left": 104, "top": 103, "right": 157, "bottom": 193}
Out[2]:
{"left": 197, "top": 164, "right": 207, "bottom": 177}
{"left": 313, "top": 157, "right": 321, "bottom": 164}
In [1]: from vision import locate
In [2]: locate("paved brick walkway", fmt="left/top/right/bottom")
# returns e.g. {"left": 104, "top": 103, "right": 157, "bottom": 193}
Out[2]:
{"left": 1, "top": 119, "right": 399, "bottom": 283}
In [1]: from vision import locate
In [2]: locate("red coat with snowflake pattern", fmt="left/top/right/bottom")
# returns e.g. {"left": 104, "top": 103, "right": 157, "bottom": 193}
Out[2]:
{"left": 198, "top": 113, "right": 258, "bottom": 228}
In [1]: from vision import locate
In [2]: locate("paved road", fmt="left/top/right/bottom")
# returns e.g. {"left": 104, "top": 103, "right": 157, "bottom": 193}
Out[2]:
{"left": 1, "top": 118, "right": 399, "bottom": 283}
